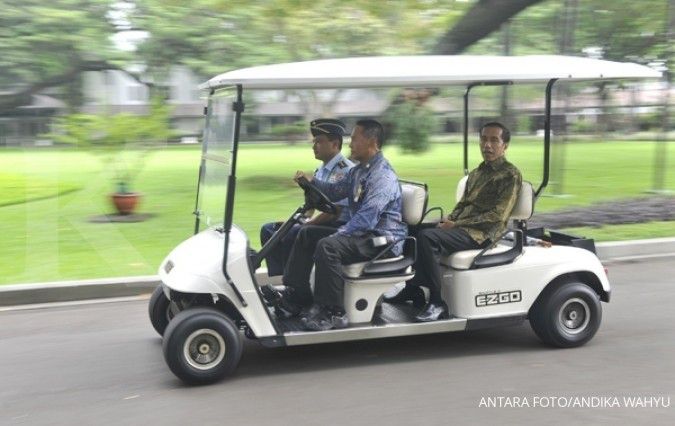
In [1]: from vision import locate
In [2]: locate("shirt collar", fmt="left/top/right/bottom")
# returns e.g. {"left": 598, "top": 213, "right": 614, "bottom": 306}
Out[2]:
{"left": 482, "top": 156, "right": 506, "bottom": 171}
{"left": 321, "top": 152, "right": 344, "bottom": 173}
{"left": 361, "top": 151, "right": 383, "bottom": 170}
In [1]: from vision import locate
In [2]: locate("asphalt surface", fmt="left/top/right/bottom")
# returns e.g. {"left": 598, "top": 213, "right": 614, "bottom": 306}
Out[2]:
{"left": 1, "top": 257, "right": 673, "bottom": 425}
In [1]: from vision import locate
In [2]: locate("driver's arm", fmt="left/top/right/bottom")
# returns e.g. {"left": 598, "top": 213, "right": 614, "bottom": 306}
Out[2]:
{"left": 310, "top": 171, "right": 352, "bottom": 202}
{"left": 306, "top": 209, "right": 340, "bottom": 225}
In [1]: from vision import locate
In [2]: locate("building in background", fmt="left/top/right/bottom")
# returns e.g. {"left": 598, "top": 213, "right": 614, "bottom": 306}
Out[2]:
{"left": 1, "top": 67, "right": 671, "bottom": 147}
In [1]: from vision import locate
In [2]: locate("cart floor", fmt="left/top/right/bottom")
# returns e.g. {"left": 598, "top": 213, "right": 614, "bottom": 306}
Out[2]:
{"left": 275, "top": 302, "right": 420, "bottom": 333}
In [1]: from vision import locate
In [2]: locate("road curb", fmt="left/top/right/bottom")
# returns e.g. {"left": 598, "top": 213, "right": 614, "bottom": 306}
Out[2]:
{"left": 0, "top": 276, "right": 159, "bottom": 307}
{"left": 595, "top": 237, "right": 675, "bottom": 261}
{"left": 2, "top": 238, "right": 674, "bottom": 307}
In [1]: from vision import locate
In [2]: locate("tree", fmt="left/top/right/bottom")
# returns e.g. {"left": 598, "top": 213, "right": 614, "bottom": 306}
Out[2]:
{"left": 434, "top": 0, "right": 544, "bottom": 54}
{"left": 127, "top": 0, "right": 470, "bottom": 123}
{"left": 48, "top": 97, "right": 172, "bottom": 194}
{"left": 0, "top": 0, "right": 138, "bottom": 113}
{"left": 132, "top": 0, "right": 467, "bottom": 78}
{"left": 388, "top": 101, "right": 437, "bottom": 153}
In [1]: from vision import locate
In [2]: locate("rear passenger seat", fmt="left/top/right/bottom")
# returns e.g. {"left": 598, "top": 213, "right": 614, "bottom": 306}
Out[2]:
{"left": 439, "top": 177, "right": 534, "bottom": 270}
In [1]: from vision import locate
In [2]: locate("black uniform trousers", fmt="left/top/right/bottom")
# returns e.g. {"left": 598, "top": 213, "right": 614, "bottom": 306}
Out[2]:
{"left": 408, "top": 227, "right": 485, "bottom": 303}
{"left": 260, "top": 220, "right": 343, "bottom": 276}
{"left": 282, "top": 225, "right": 381, "bottom": 308}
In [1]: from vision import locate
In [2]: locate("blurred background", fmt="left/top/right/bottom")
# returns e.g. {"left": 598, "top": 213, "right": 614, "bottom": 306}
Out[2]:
{"left": 0, "top": 0, "right": 673, "bottom": 285}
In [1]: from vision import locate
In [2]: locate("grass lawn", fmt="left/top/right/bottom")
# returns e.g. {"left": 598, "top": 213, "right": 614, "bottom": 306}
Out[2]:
{"left": 0, "top": 139, "right": 673, "bottom": 285}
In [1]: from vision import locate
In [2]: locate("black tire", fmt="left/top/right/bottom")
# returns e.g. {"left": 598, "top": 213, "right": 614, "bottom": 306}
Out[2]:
{"left": 149, "top": 286, "right": 172, "bottom": 336}
{"left": 529, "top": 281, "right": 602, "bottom": 348}
{"left": 162, "top": 307, "right": 243, "bottom": 385}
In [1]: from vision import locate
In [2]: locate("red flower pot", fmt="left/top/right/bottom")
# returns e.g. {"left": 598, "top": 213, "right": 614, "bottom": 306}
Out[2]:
{"left": 110, "top": 192, "right": 141, "bottom": 215}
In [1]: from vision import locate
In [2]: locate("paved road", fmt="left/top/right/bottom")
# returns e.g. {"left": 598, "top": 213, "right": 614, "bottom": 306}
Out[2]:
{"left": 1, "top": 257, "right": 673, "bottom": 425}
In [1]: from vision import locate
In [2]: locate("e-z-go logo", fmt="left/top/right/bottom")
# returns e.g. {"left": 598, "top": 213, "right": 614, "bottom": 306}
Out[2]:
{"left": 475, "top": 290, "right": 522, "bottom": 307}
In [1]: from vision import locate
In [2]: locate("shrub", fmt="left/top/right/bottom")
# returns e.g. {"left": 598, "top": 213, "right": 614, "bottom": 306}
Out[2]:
{"left": 386, "top": 101, "right": 436, "bottom": 153}
{"left": 269, "top": 121, "right": 306, "bottom": 142}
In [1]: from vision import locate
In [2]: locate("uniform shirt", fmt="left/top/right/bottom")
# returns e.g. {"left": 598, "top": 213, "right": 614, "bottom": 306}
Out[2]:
{"left": 313, "top": 153, "right": 354, "bottom": 223}
{"left": 314, "top": 152, "right": 407, "bottom": 255}
{"left": 450, "top": 157, "right": 522, "bottom": 244}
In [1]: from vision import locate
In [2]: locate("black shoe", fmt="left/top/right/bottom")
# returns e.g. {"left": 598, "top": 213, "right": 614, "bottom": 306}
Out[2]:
{"left": 415, "top": 301, "right": 449, "bottom": 322}
{"left": 301, "top": 305, "right": 349, "bottom": 331}
{"left": 299, "top": 303, "right": 323, "bottom": 321}
{"left": 267, "top": 287, "right": 309, "bottom": 319}
{"left": 382, "top": 285, "right": 426, "bottom": 308}
{"left": 260, "top": 284, "right": 280, "bottom": 305}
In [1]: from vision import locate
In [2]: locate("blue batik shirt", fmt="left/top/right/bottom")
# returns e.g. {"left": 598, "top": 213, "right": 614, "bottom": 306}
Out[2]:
{"left": 313, "top": 153, "right": 354, "bottom": 223}
{"left": 314, "top": 152, "right": 407, "bottom": 255}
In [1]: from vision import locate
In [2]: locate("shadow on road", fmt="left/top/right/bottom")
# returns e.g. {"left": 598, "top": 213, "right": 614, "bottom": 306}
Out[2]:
{"left": 232, "top": 324, "right": 546, "bottom": 380}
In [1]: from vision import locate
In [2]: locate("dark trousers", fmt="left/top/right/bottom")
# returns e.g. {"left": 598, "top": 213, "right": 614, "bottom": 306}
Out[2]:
{"left": 260, "top": 222, "right": 302, "bottom": 276}
{"left": 283, "top": 225, "right": 381, "bottom": 308}
{"left": 260, "top": 221, "right": 342, "bottom": 276}
{"left": 409, "top": 227, "right": 483, "bottom": 303}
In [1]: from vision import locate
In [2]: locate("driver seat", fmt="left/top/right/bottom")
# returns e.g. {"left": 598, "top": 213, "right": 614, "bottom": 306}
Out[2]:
{"left": 341, "top": 181, "right": 428, "bottom": 323}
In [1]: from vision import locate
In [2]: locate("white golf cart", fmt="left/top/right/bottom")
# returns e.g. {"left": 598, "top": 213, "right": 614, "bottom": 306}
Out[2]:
{"left": 148, "top": 55, "right": 660, "bottom": 384}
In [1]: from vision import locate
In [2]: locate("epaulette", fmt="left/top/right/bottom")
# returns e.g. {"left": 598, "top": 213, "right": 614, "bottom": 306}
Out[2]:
{"left": 337, "top": 160, "right": 347, "bottom": 168}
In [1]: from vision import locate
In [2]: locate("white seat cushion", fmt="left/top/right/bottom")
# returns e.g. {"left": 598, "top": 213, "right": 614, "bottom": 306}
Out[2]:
{"left": 440, "top": 244, "right": 512, "bottom": 270}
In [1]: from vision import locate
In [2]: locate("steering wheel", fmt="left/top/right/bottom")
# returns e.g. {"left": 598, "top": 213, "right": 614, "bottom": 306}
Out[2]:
{"left": 296, "top": 176, "right": 338, "bottom": 215}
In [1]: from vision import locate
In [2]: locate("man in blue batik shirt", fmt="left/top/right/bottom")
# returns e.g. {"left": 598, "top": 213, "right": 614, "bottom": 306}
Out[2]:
{"left": 259, "top": 119, "right": 354, "bottom": 276}
{"left": 272, "top": 119, "right": 407, "bottom": 331}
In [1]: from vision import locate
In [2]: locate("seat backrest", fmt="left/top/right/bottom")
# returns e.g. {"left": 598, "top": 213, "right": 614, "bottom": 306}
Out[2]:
{"left": 455, "top": 176, "right": 534, "bottom": 220}
{"left": 400, "top": 181, "right": 428, "bottom": 225}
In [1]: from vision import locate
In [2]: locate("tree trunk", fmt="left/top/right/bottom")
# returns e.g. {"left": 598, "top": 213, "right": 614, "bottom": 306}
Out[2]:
{"left": 551, "top": 0, "right": 577, "bottom": 196}
{"left": 499, "top": 20, "right": 512, "bottom": 128}
{"left": 652, "top": 0, "right": 674, "bottom": 192}
{"left": 0, "top": 60, "right": 151, "bottom": 114}
{"left": 434, "top": 0, "right": 544, "bottom": 54}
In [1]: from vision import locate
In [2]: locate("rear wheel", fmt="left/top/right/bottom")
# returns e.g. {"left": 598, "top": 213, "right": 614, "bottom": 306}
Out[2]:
{"left": 529, "top": 281, "right": 602, "bottom": 348}
{"left": 149, "top": 286, "right": 172, "bottom": 336}
{"left": 162, "top": 307, "right": 243, "bottom": 385}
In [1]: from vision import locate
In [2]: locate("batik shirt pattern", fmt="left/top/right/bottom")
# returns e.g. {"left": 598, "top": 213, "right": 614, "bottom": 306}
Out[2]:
{"left": 450, "top": 157, "right": 522, "bottom": 244}
{"left": 314, "top": 152, "right": 407, "bottom": 255}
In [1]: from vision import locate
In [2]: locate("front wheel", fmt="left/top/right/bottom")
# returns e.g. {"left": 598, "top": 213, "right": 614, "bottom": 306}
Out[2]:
{"left": 162, "top": 308, "right": 243, "bottom": 385}
{"left": 148, "top": 285, "right": 172, "bottom": 336}
{"left": 529, "top": 281, "right": 602, "bottom": 348}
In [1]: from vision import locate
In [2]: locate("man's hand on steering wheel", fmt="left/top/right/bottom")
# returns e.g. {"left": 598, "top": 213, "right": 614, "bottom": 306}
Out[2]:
{"left": 293, "top": 170, "right": 337, "bottom": 215}
{"left": 294, "top": 171, "right": 312, "bottom": 183}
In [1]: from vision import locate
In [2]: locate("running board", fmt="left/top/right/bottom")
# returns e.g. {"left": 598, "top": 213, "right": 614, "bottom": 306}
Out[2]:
{"left": 282, "top": 318, "right": 467, "bottom": 346}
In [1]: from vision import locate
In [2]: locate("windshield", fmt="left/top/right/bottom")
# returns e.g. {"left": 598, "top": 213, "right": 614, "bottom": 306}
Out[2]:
{"left": 195, "top": 87, "right": 237, "bottom": 228}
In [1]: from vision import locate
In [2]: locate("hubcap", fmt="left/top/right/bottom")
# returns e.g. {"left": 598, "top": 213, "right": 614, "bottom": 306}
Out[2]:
{"left": 558, "top": 298, "right": 590, "bottom": 335}
{"left": 183, "top": 328, "right": 226, "bottom": 370}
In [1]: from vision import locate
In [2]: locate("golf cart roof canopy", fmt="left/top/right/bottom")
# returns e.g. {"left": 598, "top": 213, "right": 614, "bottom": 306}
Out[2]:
{"left": 201, "top": 55, "right": 661, "bottom": 90}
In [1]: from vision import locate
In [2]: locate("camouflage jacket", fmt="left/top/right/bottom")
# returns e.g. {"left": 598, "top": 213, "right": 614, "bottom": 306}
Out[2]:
{"left": 450, "top": 157, "right": 522, "bottom": 244}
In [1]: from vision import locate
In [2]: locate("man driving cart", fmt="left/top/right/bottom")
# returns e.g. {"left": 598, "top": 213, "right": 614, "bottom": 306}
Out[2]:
{"left": 270, "top": 119, "right": 407, "bottom": 331}
{"left": 259, "top": 118, "right": 354, "bottom": 276}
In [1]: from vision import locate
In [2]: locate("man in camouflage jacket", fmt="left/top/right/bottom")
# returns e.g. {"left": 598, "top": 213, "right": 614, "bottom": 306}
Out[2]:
{"left": 386, "top": 122, "right": 522, "bottom": 322}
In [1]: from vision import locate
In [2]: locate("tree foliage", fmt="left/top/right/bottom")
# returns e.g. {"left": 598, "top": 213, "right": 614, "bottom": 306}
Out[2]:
{"left": 0, "top": 0, "right": 672, "bottom": 115}
{"left": 466, "top": 0, "right": 671, "bottom": 65}
{"left": 131, "top": 0, "right": 467, "bottom": 78}
{"left": 386, "top": 101, "right": 437, "bottom": 153}
{"left": 0, "top": 0, "right": 128, "bottom": 112}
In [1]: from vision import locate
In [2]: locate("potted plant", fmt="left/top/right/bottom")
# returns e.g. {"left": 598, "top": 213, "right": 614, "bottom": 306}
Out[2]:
{"left": 50, "top": 98, "right": 171, "bottom": 215}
